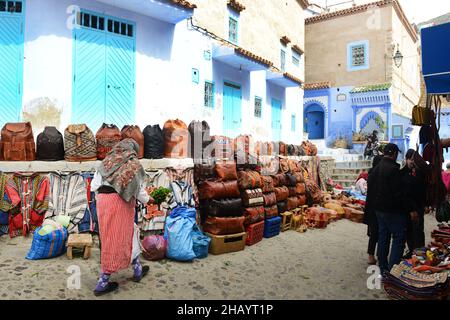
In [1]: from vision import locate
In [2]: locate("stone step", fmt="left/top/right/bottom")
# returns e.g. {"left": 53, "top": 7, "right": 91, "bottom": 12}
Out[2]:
{"left": 332, "top": 168, "right": 371, "bottom": 175}
{"left": 334, "top": 161, "right": 372, "bottom": 169}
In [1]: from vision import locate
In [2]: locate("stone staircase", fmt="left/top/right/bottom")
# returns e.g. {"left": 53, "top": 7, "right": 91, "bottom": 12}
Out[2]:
{"left": 331, "top": 154, "right": 372, "bottom": 188}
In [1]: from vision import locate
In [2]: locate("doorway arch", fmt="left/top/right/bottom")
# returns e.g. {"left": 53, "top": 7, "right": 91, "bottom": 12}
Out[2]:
{"left": 304, "top": 103, "right": 325, "bottom": 139}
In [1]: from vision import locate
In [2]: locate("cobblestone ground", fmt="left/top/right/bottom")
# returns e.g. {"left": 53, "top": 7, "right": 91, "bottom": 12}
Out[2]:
{"left": 0, "top": 215, "right": 436, "bottom": 300}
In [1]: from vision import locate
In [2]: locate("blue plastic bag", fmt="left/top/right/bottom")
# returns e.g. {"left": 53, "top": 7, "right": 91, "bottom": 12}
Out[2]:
{"left": 26, "top": 226, "right": 68, "bottom": 260}
{"left": 192, "top": 226, "right": 210, "bottom": 259}
{"left": 164, "top": 206, "right": 197, "bottom": 261}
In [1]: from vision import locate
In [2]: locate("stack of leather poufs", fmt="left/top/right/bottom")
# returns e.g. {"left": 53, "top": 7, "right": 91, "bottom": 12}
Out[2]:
{"left": 237, "top": 170, "right": 265, "bottom": 246}
{"left": 199, "top": 160, "right": 246, "bottom": 255}
{"left": 266, "top": 173, "right": 287, "bottom": 238}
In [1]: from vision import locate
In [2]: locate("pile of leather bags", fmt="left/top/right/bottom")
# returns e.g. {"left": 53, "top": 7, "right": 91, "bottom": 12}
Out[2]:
{"left": 237, "top": 170, "right": 264, "bottom": 226}
{"left": 322, "top": 192, "right": 364, "bottom": 223}
{"left": 198, "top": 160, "right": 245, "bottom": 236}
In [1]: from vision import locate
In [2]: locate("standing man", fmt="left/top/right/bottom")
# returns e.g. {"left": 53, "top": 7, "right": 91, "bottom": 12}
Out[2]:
{"left": 367, "top": 143, "right": 405, "bottom": 274}
{"left": 401, "top": 150, "right": 427, "bottom": 258}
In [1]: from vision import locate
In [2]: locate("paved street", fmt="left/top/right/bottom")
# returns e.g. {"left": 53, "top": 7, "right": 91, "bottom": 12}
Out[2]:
{"left": 0, "top": 215, "right": 436, "bottom": 300}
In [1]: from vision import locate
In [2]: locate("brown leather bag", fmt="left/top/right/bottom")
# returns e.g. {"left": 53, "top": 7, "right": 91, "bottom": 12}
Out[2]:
{"left": 278, "top": 142, "right": 287, "bottom": 156}
{"left": 260, "top": 175, "right": 275, "bottom": 193}
{"left": 287, "top": 197, "right": 299, "bottom": 210}
{"left": 279, "top": 158, "right": 289, "bottom": 173}
{"left": 271, "top": 174, "right": 287, "bottom": 187}
{"left": 215, "top": 161, "right": 237, "bottom": 181}
{"left": 288, "top": 159, "right": 299, "bottom": 172}
{"left": 305, "top": 179, "right": 322, "bottom": 204}
{"left": 203, "top": 216, "right": 245, "bottom": 235}
{"left": 237, "top": 170, "right": 262, "bottom": 190}
{"left": 210, "top": 135, "right": 234, "bottom": 160}
{"left": 243, "top": 206, "right": 265, "bottom": 226}
{"left": 264, "top": 205, "right": 278, "bottom": 219}
{"left": 263, "top": 192, "right": 277, "bottom": 206}
{"left": 274, "top": 186, "right": 289, "bottom": 202}
{"left": 198, "top": 180, "right": 240, "bottom": 200}
{"left": 298, "top": 194, "right": 307, "bottom": 206}
{"left": 96, "top": 123, "right": 121, "bottom": 160}
{"left": 121, "top": 125, "right": 145, "bottom": 159}
{"left": 194, "top": 159, "right": 215, "bottom": 183}
{"left": 0, "top": 122, "right": 35, "bottom": 161}
{"left": 296, "top": 183, "right": 306, "bottom": 195}
{"left": 293, "top": 172, "right": 304, "bottom": 183}
{"left": 163, "top": 119, "right": 189, "bottom": 159}
{"left": 241, "top": 188, "right": 264, "bottom": 207}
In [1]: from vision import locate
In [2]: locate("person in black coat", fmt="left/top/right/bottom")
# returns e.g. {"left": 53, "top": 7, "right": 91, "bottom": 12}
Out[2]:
{"left": 368, "top": 144, "right": 407, "bottom": 274}
{"left": 400, "top": 149, "right": 427, "bottom": 258}
{"left": 364, "top": 155, "right": 384, "bottom": 265}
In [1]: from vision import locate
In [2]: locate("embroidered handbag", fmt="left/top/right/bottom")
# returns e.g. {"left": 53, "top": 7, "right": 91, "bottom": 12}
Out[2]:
{"left": 243, "top": 206, "right": 265, "bottom": 226}
{"left": 305, "top": 179, "right": 322, "bottom": 204}
{"left": 262, "top": 192, "right": 277, "bottom": 206}
{"left": 274, "top": 186, "right": 289, "bottom": 202}
{"left": 260, "top": 175, "right": 275, "bottom": 193}
{"left": 237, "top": 170, "right": 262, "bottom": 190}
{"left": 264, "top": 205, "right": 278, "bottom": 219}
{"left": 288, "top": 159, "right": 299, "bottom": 172}
{"left": 241, "top": 189, "right": 264, "bottom": 207}
{"left": 215, "top": 161, "right": 238, "bottom": 181}
{"left": 64, "top": 124, "right": 97, "bottom": 162}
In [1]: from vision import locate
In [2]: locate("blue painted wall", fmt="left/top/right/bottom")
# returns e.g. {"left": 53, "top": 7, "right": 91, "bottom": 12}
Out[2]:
{"left": 327, "top": 86, "right": 354, "bottom": 147}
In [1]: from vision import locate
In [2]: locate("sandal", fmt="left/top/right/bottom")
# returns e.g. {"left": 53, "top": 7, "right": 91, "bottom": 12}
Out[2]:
{"left": 133, "top": 266, "right": 150, "bottom": 283}
{"left": 94, "top": 282, "right": 119, "bottom": 297}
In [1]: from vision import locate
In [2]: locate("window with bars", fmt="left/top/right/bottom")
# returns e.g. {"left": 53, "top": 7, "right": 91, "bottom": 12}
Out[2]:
{"left": 351, "top": 45, "right": 366, "bottom": 67}
{"left": 229, "top": 17, "right": 238, "bottom": 44}
{"left": 292, "top": 51, "right": 300, "bottom": 67}
{"left": 291, "top": 114, "right": 296, "bottom": 132}
{"left": 0, "top": 1, "right": 22, "bottom": 13}
{"left": 204, "top": 81, "right": 214, "bottom": 108}
{"left": 281, "top": 49, "right": 286, "bottom": 71}
{"left": 76, "top": 11, "right": 133, "bottom": 38}
{"left": 254, "top": 97, "right": 262, "bottom": 118}
{"left": 348, "top": 40, "right": 369, "bottom": 71}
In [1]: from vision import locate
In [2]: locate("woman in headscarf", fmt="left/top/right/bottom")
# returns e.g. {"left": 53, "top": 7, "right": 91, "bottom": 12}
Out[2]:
{"left": 355, "top": 171, "right": 369, "bottom": 195}
{"left": 364, "top": 155, "right": 384, "bottom": 265}
{"left": 91, "top": 139, "right": 154, "bottom": 296}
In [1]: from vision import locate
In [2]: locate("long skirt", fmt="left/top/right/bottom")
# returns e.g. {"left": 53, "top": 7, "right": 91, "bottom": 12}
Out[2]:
{"left": 97, "top": 193, "right": 136, "bottom": 274}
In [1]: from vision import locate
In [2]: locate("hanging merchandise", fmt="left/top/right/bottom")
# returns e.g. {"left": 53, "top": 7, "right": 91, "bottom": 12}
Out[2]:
{"left": 0, "top": 174, "right": 12, "bottom": 236}
{"left": 203, "top": 198, "right": 243, "bottom": 217}
{"left": 121, "top": 125, "right": 145, "bottom": 159}
{"left": 95, "top": 123, "right": 122, "bottom": 160}
{"left": 0, "top": 122, "right": 36, "bottom": 161}
{"left": 64, "top": 124, "right": 97, "bottom": 162}
{"left": 5, "top": 173, "right": 49, "bottom": 238}
{"left": 163, "top": 119, "right": 189, "bottom": 159}
{"left": 167, "top": 180, "right": 195, "bottom": 210}
{"left": 143, "top": 125, "right": 165, "bottom": 159}
{"left": 78, "top": 173, "right": 99, "bottom": 234}
{"left": 141, "top": 235, "right": 167, "bottom": 261}
{"left": 26, "top": 222, "right": 68, "bottom": 260}
{"left": 164, "top": 205, "right": 197, "bottom": 261}
{"left": 36, "top": 127, "right": 65, "bottom": 161}
{"left": 45, "top": 172, "right": 88, "bottom": 234}
{"left": 188, "top": 120, "right": 211, "bottom": 162}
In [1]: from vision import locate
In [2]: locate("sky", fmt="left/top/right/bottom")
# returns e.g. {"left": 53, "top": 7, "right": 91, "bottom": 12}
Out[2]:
{"left": 311, "top": 0, "right": 450, "bottom": 24}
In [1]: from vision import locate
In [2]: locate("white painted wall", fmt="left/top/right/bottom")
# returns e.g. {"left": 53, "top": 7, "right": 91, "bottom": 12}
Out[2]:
{"left": 21, "top": 0, "right": 303, "bottom": 143}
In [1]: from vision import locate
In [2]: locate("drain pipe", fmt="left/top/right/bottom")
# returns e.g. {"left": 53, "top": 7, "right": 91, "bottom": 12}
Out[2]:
{"left": 188, "top": 17, "right": 237, "bottom": 48}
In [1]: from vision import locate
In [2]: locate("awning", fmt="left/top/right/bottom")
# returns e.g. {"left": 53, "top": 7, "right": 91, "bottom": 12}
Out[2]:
{"left": 212, "top": 44, "right": 272, "bottom": 72}
{"left": 421, "top": 22, "right": 450, "bottom": 94}
{"left": 95, "top": 0, "right": 195, "bottom": 24}
{"left": 266, "top": 69, "right": 302, "bottom": 88}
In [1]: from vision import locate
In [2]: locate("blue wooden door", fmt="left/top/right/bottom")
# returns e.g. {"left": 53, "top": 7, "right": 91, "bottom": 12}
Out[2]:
{"left": 105, "top": 34, "right": 135, "bottom": 128}
{"left": 306, "top": 111, "right": 324, "bottom": 139}
{"left": 223, "top": 82, "right": 242, "bottom": 137}
{"left": 72, "top": 11, "right": 135, "bottom": 131}
{"left": 72, "top": 27, "right": 107, "bottom": 130}
{"left": 271, "top": 99, "right": 282, "bottom": 141}
{"left": 0, "top": 2, "right": 24, "bottom": 127}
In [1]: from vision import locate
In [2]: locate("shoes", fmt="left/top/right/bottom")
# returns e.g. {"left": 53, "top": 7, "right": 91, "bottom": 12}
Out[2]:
{"left": 368, "top": 256, "right": 377, "bottom": 265}
{"left": 94, "top": 282, "right": 119, "bottom": 297}
{"left": 132, "top": 265, "right": 150, "bottom": 283}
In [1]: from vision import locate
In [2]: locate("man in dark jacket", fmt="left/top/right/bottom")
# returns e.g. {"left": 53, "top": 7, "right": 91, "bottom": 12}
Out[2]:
{"left": 368, "top": 143, "right": 406, "bottom": 274}
{"left": 401, "top": 149, "right": 427, "bottom": 258}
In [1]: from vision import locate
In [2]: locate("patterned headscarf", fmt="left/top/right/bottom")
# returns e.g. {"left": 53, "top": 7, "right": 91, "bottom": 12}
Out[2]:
{"left": 98, "top": 139, "right": 146, "bottom": 202}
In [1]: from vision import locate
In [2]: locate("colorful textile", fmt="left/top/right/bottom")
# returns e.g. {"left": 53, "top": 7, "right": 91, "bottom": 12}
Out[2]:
{"left": 6, "top": 173, "right": 49, "bottom": 238}
{"left": 78, "top": 173, "right": 99, "bottom": 234}
{"left": 97, "top": 193, "right": 135, "bottom": 274}
{"left": 26, "top": 226, "right": 68, "bottom": 260}
{"left": 168, "top": 181, "right": 195, "bottom": 210}
{"left": 45, "top": 172, "right": 88, "bottom": 234}
{"left": 98, "top": 139, "right": 146, "bottom": 202}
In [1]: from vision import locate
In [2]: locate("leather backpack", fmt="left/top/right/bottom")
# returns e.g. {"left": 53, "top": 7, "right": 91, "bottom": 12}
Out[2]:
{"left": 0, "top": 122, "right": 36, "bottom": 161}
{"left": 264, "top": 205, "right": 278, "bottom": 219}
{"left": 36, "top": 126, "right": 64, "bottom": 161}
{"left": 203, "top": 216, "right": 245, "bottom": 235}
{"left": 64, "top": 124, "right": 97, "bottom": 162}
{"left": 121, "top": 125, "right": 145, "bottom": 159}
{"left": 188, "top": 120, "right": 211, "bottom": 161}
{"left": 163, "top": 119, "right": 189, "bottom": 159}
{"left": 143, "top": 125, "right": 164, "bottom": 159}
{"left": 243, "top": 206, "right": 265, "bottom": 226}
{"left": 96, "top": 123, "right": 121, "bottom": 160}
